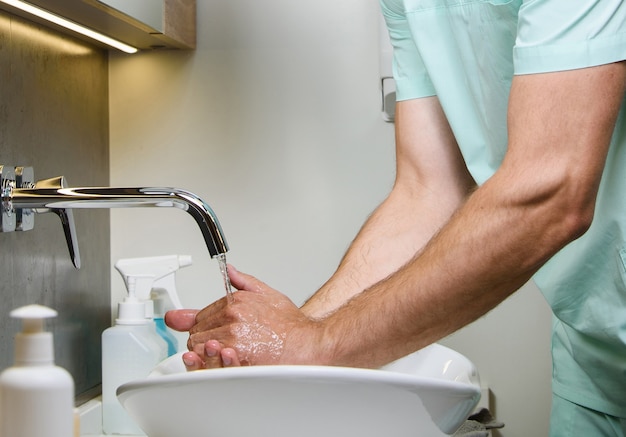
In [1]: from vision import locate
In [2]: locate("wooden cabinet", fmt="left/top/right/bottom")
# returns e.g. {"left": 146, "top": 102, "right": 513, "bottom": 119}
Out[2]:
{"left": 1, "top": 0, "right": 196, "bottom": 50}
{"left": 85, "top": 0, "right": 196, "bottom": 49}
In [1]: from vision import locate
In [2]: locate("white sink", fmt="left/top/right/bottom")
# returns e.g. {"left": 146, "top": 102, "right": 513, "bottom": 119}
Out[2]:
{"left": 117, "top": 344, "right": 481, "bottom": 437}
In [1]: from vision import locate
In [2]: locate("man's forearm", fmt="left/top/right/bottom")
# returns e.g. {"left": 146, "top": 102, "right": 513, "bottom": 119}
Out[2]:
{"left": 302, "top": 98, "right": 476, "bottom": 318}
{"left": 301, "top": 186, "right": 462, "bottom": 318}
{"left": 314, "top": 172, "right": 569, "bottom": 367}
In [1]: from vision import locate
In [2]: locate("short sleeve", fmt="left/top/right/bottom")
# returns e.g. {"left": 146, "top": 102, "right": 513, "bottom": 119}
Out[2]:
{"left": 514, "top": 0, "right": 626, "bottom": 74}
{"left": 380, "top": 0, "right": 436, "bottom": 100}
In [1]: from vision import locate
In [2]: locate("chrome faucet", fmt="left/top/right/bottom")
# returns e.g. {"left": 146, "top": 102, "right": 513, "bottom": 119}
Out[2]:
{"left": 1, "top": 166, "right": 229, "bottom": 269}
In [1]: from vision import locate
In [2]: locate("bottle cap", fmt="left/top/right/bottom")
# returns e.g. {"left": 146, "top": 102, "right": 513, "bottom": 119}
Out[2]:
{"left": 11, "top": 304, "right": 57, "bottom": 365}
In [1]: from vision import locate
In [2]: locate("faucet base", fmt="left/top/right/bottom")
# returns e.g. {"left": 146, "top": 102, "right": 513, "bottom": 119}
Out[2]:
{"left": 1, "top": 165, "right": 36, "bottom": 232}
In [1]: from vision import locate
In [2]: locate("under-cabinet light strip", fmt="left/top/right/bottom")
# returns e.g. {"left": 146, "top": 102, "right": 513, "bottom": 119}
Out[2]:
{"left": 0, "top": 0, "right": 138, "bottom": 53}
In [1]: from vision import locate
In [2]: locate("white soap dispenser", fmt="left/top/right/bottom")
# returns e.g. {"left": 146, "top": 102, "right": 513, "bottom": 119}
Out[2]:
{"left": 0, "top": 304, "right": 75, "bottom": 437}
{"left": 102, "top": 275, "right": 167, "bottom": 435}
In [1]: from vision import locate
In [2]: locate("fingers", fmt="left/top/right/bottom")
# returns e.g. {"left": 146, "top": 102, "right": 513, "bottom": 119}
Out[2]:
{"left": 228, "top": 264, "right": 267, "bottom": 293}
{"left": 164, "top": 309, "right": 199, "bottom": 332}
{"left": 220, "top": 348, "right": 241, "bottom": 366}
{"left": 181, "top": 351, "right": 204, "bottom": 371}
{"left": 204, "top": 343, "right": 241, "bottom": 367}
{"left": 181, "top": 342, "right": 241, "bottom": 371}
{"left": 203, "top": 340, "right": 224, "bottom": 368}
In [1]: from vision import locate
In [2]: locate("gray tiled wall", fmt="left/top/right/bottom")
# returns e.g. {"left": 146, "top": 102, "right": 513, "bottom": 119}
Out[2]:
{"left": 0, "top": 10, "right": 110, "bottom": 399}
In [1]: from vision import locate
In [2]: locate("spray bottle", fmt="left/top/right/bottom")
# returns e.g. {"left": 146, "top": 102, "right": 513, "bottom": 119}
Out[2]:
{"left": 102, "top": 272, "right": 168, "bottom": 435}
{"left": 114, "top": 254, "right": 192, "bottom": 356}
{"left": 0, "top": 305, "right": 75, "bottom": 437}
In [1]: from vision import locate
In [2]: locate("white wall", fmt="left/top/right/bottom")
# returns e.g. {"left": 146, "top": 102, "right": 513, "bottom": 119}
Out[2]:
{"left": 109, "top": 1, "right": 552, "bottom": 435}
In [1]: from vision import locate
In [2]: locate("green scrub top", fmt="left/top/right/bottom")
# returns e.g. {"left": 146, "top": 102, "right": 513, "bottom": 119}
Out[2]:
{"left": 380, "top": 0, "right": 626, "bottom": 418}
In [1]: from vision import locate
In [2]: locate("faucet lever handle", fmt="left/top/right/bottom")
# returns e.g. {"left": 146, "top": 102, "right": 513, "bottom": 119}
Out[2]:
{"left": 53, "top": 208, "right": 81, "bottom": 269}
{"left": 32, "top": 176, "right": 81, "bottom": 269}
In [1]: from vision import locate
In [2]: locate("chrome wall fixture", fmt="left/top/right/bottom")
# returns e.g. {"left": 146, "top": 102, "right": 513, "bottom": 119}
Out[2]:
{"left": 0, "top": 165, "right": 229, "bottom": 268}
{"left": 1, "top": 165, "right": 35, "bottom": 232}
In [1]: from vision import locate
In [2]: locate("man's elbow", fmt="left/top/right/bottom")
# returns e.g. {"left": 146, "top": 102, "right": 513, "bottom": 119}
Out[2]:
{"left": 561, "top": 205, "right": 594, "bottom": 242}
{"left": 551, "top": 187, "right": 597, "bottom": 246}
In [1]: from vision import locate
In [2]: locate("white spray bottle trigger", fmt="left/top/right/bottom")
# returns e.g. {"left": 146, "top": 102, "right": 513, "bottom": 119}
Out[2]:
{"left": 152, "top": 273, "right": 184, "bottom": 311}
{"left": 114, "top": 255, "right": 192, "bottom": 320}
{"left": 114, "top": 255, "right": 191, "bottom": 301}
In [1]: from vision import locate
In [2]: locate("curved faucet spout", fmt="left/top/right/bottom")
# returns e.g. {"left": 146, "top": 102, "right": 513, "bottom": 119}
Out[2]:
{"left": 9, "top": 176, "right": 229, "bottom": 268}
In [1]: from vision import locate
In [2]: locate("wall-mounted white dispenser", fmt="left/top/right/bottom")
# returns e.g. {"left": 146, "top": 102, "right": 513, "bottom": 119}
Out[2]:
{"left": 379, "top": 13, "right": 396, "bottom": 123}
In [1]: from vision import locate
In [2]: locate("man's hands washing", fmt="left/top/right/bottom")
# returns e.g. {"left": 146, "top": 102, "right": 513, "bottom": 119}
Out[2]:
{"left": 165, "top": 265, "right": 322, "bottom": 370}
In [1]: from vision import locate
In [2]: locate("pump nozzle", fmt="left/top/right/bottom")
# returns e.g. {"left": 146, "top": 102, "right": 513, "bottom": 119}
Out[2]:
{"left": 11, "top": 304, "right": 56, "bottom": 332}
{"left": 11, "top": 304, "right": 58, "bottom": 365}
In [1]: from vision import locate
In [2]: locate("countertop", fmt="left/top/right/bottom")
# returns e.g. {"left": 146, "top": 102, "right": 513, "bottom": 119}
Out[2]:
{"left": 78, "top": 398, "right": 145, "bottom": 437}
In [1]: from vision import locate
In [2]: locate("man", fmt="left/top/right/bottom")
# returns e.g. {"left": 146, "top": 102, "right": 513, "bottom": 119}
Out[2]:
{"left": 167, "top": 0, "right": 626, "bottom": 434}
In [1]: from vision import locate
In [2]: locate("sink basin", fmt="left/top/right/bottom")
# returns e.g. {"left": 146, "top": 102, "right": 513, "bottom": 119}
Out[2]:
{"left": 117, "top": 344, "right": 481, "bottom": 437}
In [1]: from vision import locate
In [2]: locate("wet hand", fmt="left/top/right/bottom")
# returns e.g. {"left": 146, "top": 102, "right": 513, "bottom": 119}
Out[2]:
{"left": 165, "top": 309, "right": 242, "bottom": 369}
{"left": 166, "top": 265, "right": 321, "bottom": 369}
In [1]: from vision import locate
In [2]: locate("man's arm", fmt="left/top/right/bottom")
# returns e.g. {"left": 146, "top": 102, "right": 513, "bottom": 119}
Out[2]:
{"left": 302, "top": 96, "right": 476, "bottom": 318}
{"left": 308, "top": 63, "right": 626, "bottom": 368}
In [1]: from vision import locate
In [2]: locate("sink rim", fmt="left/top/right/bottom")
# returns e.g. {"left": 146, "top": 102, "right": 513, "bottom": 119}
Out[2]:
{"left": 118, "top": 361, "right": 480, "bottom": 398}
